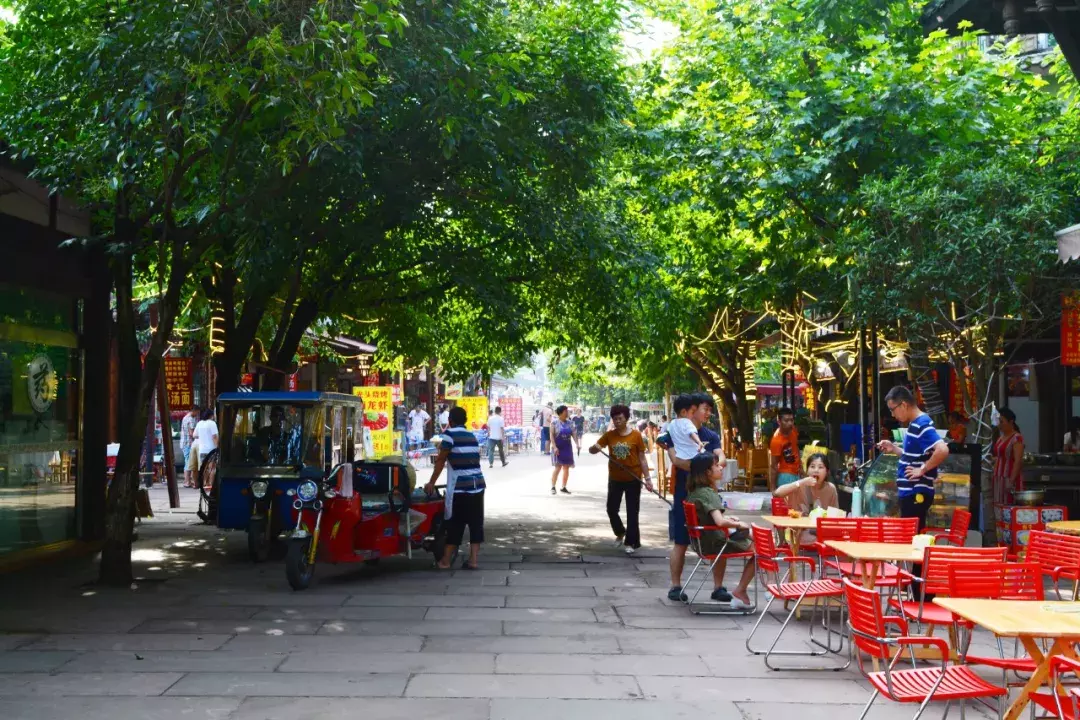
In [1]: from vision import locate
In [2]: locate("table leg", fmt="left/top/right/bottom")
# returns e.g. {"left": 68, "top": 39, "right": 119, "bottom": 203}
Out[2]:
{"left": 860, "top": 560, "right": 880, "bottom": 590}
{"left": 1002, "top": 637, "right": 1078, "bottom": 720}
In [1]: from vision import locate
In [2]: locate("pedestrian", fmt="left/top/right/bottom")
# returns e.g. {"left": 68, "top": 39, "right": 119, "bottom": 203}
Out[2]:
{"left": 667, "top": 404, "right": 704, "bottom": 460}
{"left": 660, "top": 392, "right": 725, "bottom": 602}
{"left": 486, "top": 406, "right": 508, "bottom": 468}
{"left": 193, "top": 407, "right": 218, "bottom": 471}
{"left": 991, "top": 407, "right": 1024, "bottom": 506}
{"left": 180, "top": 406, "right": 199, "bottom": 488}
{"left": 1064, "top": 416, "right": 1080, "bottom": 452}
{"left": 407, "top": 402, "right": 430, "bottom": 449}
{"left": 658, "top": 415, "right": 669, "bottom": 433}
{"left": 424, "top": 405, "right": 485, "bottom": 570}
{"left": 876, "top": 386, "right": 949, "bottom": 531}
{"left": 438, "top": 404, "right": 450, "bottom": 433}
{"left": 572, "top": 410, "right": 585, "bottom": 451}
{"left": 549, "top": 404, "right": 579, "bottom": 495}
{"left": 685, "top": 452, "right": 755, "bottom": 608}
{"left": 947, "top": 411, "right": 968, "bottom": 444}
{"left": 768, "top": 407, "right": 800, "bottom": 492}
{"left": 539, "top": 402, "right": 554, "bottom": 454}
{"left": 590, "top": 404, "right": 651, "bottom": 554}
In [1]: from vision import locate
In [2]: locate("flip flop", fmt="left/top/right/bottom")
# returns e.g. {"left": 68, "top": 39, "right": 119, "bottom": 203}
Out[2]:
{"left": 461, "top": 562, "right": 479, "bottom": 570}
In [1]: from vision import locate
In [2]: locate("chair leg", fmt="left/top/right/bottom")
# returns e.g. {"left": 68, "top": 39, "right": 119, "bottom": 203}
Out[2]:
{"left": 858, "top": 689, "right": 879, "bottom": 720}
{"left": 682, "top": 554, "right": 705, "bottom": 604}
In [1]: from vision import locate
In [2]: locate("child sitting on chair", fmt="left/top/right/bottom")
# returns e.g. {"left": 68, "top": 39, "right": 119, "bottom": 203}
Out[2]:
{"left": 686, "top": 452, "right": 755, "bottom": 609}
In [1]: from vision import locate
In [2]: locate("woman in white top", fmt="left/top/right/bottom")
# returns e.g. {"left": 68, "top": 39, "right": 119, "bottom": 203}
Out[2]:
{"left": 193, "top": 408, "right": 219, "bottom": 468}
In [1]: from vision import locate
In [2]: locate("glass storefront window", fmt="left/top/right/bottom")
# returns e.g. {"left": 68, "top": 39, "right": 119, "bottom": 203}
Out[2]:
{"left": 0, "top": 284, "right": 81, "bottom": 556}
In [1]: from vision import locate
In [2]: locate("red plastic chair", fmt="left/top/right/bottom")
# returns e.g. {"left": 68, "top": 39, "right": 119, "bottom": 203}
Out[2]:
{"left": 681, "top": 501, "right": 757, "bottom": 615}
{"left": 877, "top": 517, "right": 920, "bottom": 544}
{"left": 1031, "top": 655, "right": 1080, "bottom": 720}
{"left": 844, "top": 578, "right": 1007, "bottom": 720}
{"left": 1022, "top": 529, "right": 1080, "bottom": 600}
{"left": 887, "top": 546, "right": 1008, "bottom": 633}
{"left": 818, "top": 518, "right": 910, "bottom": 590}
{"left": 927, "top": 508, "right": 971, "bottom": 547}
{"left": 811, "top": 517, "right": 861, "bottom": 574}
{"left": 745, "top": 524, "right": 848, "bottom": 670}
{"left": 771, "top": 496, "right": 789, "bottom": 516}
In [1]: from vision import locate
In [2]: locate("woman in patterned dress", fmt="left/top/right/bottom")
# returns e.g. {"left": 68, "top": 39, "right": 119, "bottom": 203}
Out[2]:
{"left": 992, "top": 408, "right": 1024, "bottom": 506}
{"left": 549, "top": 405, "right": 580, "bottom": 495}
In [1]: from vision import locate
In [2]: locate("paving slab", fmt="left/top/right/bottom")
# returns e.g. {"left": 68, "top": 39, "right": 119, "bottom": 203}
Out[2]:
{"left": 318, "top": 620, "right": 504, "bottom": 636}
{"left": 0, "top": 696, "right": 241, "bottom": 720}
{"left": 0, "top": 651, "right": 77, "bottom": 673}
{"left": 448, "top": 585, "right": 599, "bottom": 597}
{"left": 218, "top": 635, "right": 423, "bottom": 653}
{"left": 0, "top": 672, "right": 185, "bottom": 696}
{"left": 144, "top": 606, "right": 263, "bottom": 621}
{"left": 58, "top": 650, "right": 286, "bottom": 673}
{"left": 190, "top": 593, "right": 352, "bottom": 607}
{"left": 490, "top": 698, "right": 733, "bottom": 720}
{"left": 638, "top": 676, "right": 870, "bottom": 705}
{"left": 344, "top": 594, "right": 506, "bottom": 608}
{"left": 620, "top": 616, "right": 741, "bottom": 630}
{"left": 279, "top": 651, "right": 495, "bottom": 674}
{"left": 502, "top": 596, "right": 612, "bottom": 609}
{"left": 232, "top": 697, "right": 490, "bottom": 720}
{"left": 504, "top": 622, "right": 685, "bottom": 639}
{"left": 507, "top": 577, "right": 648, "bottom": 588}
{"left": 421, "top": 636, "right": 620, "bottom": 654}
{"left": 735, "top": 701, "right": 992, "bottom": 720}
{"left": 22, "top": 634, "right": 233, "bottom": 652}
{"left": 0, "top": 616, "right": 145, "bottom": 634}
{"left": 250, "top": 607, "right": 429, "bottom": 621}
{"left": 506, "top": 568, "right": 589, "bottom": 577}
{"left": 424, "top": 607, "right": 597, "bottom": 623}
{"left": 405, "top": 673, "right": 642, "bottom": 699}
{"left": 496, "top": 653, "right": 710, "bottom": 677}
{"left": 129, "top": 619, "right": 322, "bottom": 635}
{"left": 0, "top": 636, "right": 40, "bottom": 651}
{"left": 165, "top": 671, "right": 409, "bottom": 697}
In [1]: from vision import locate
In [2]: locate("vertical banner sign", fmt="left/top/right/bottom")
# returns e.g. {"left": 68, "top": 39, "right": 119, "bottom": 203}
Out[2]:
{"left": 1063, "top": 292, "right": 1080, "bottom": 366}
{"left": 163, "top": 357, "right": 193, "bottom": 411}
{"left": 390, "top": 384, "right": 402, "bottom": 405}
{"left": 802, "top": 384, "right": 816, "bottom": 413}
{"left": 501, "top": 397, "right": 523, "bottom": 427}
{"left": 353, "top": 387, "right": 394, "bottom": 458}
{"left": 457, "top": 396, "right": 489, "bottom": 431}
{"left": 288, "top": 373, "right": 299, "bottom": 391}
{"left": 948, "top": 367, "right": 977, "bottom": 415}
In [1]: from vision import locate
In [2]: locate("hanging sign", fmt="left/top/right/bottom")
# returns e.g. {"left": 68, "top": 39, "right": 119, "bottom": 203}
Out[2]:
{"left": 163, "top": 357, "right": 194, "bottom": 411}
{"left": 353, "top": 386, "right": 394, "bottom": 458}
{"left": 456, "top": 396, "right": 489, "bottom": 431}
{"left": 1063, "top": 292, "right": 1080, "bottom": 366}
{"left": 948, "top": 367, "right": 976, "bottom": 415}
{"left": 445, "top": 384, "right": 463, "bottom": 400}
{"left": 501, "top": 396, "right": 523, "bottom": 427}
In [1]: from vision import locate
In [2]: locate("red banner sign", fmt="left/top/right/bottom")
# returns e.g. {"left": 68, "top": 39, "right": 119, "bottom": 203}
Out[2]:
{"left": 163, "top": 357, "right": 194, "bottom": 411}
{"left": 501, "top": 396, "right": 523, "bottom": 427}
{"left": 1064, "top": 292, "right": 1080, "bottom": 366}
{"left": 288, "top": 373, "right": 299, "bottom": 391}
{"left": 948, "top": 367, "right": 976, "bottom": 415}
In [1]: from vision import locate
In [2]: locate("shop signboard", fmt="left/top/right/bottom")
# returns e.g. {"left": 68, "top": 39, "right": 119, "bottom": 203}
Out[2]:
{"left": 163, "top": 357, "right": 194, "bottom": 411}
{"left": 457, "top": 396, "right": 489, "bottom": 430}
{"left": 501, "top": 396, "right": 523, "bottom": 427}
{"left": 630, "top": 401, "right": 665, "bottom": 413}
{"left": 353, "top": 386, "right": 394, "bottom": 458}
{"left": 391, "top": 384, "right": 402, "bottom": 405}
{"left": 948, "top": 367, "right": 976, "bottom": 415}
{"left": 1064, "top": 292, "right": 1080, "bottom": 366}
{"left": 445, "top": 384, "right": 463, "bottom": 400}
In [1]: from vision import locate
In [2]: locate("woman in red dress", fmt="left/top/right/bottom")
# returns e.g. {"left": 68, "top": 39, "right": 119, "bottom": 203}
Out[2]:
{"left": 992, "top": 408, "right": 1024, "bottom": 506}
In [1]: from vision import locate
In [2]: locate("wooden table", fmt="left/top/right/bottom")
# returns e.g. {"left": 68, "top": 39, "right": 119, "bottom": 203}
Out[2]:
{"left": 1047, "top": 520, "right": 1080, "bottom": 536}
{"left": 935, "top": 598, "right": 1080, "bottom": 720}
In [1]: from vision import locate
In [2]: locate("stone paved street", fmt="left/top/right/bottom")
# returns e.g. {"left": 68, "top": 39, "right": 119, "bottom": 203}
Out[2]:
{"left": 0, "top": 437, "right": 1003, "bottom": 719}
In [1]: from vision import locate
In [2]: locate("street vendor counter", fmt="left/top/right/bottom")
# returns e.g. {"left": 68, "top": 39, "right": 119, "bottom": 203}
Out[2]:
{"left": 1023, "top": 465, "right": 1080, "bottom": 519}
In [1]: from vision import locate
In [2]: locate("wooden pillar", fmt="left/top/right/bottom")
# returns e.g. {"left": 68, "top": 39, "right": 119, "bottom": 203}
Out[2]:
{"left": 157, "top": 366, "right": 179, "bottom": 508}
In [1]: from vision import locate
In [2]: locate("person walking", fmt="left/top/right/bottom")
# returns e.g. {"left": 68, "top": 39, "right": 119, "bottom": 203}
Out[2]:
{"left": 876, "top": 386, "right": 949, "bottom": 531}
{"left": 424, "top": 406, "right": 485, "bottom": 570}
{"left": 193, "top": 408, "right": 219, "bottom": 475}
{"left": 991, "top": 407, "right": 1024, "bottom": 506}
{"left": 486, "top": 406, "right": 508, "bottom": 468}
{"left": 539, "top": 402, "right": 554, "bottom": 454}
{"left": 768, "top": 407, "right": 800, "bottom": 491}
{"left": 180, "top": 406, "right": 199, "bottom": 488}
{"left": 589, "top": 404, "right": 651, "bottom": 554}
{"left": 549, "top": 404, "right": 579, "bottom": 495}
{"left": 572, "top": 411, "right": 585, "bottom": 453}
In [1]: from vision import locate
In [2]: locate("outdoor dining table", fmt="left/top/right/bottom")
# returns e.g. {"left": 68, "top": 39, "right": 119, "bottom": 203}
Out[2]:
{"left": 1047, "top": 520, "right": 1080, "bottom": 536}
{"left": 934, "top": 598, "right": 1080, "bottom": 720}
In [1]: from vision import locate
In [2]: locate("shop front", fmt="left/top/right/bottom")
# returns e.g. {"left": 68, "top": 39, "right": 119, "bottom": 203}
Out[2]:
{"left": 0, "top": 164, "right": 109, "bottom": 565}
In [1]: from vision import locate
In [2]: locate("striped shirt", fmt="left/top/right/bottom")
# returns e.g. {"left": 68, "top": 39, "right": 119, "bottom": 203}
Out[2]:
{"left": 439, "top": 427, "right": 486, "bottom": 494}
{"left": 896, "top": 413, "right": 945, "bottom": 498}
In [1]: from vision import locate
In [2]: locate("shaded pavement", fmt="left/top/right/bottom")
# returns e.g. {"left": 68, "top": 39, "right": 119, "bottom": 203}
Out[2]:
{"left": 0, "top": 434, "right": 1001, "bottom": 719}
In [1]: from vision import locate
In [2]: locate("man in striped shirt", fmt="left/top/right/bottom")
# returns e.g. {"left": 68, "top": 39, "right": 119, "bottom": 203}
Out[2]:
{"left": 424, "top": 406, "right": 486, "bottom": 570}
{"left": 877, "top": 386, "right": 950, "bottom": 531}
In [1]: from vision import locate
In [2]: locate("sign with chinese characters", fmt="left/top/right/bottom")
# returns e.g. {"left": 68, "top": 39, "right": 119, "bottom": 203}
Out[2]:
{"left": 363, "top": 374, "right": 379, "bottom": 387}
{"left": 802, "top": 383, "right": 816, "bottom": 413}
{"left": 501, "top": 396, "right": 523, "bottom": 427}
{"left": 391, "top": 384, "right": 402, "bottom": 405}
{"left": 353, "top": 386, "right": 394, "bottom": 458}
{"left": 445, "top": 384, "right": 463, "bottom": 400}
{"left": 26, "top": 355, "right": 57, "bottom": 413}
{"left": 948, "top": 367, "right": 976, "bottom": 415}
{"left": 1064, "top": 292, "right": 1080, "bottom": 366}
{"left": 163, "top": 357, "right": 194, "bottom": 411}
{"left": 288, "top": 373, "right": 299, "bottom": 391}
{"left": 457, "top": 396, "right": 489, "bottom": 431}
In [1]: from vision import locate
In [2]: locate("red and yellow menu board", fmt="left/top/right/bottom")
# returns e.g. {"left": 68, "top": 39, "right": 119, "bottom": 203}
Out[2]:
{"left": 1063, "top": 292, "right": 1080, "bottom": 367}
{"left": 164, "top": 357, "right": 194, "bottom": 411}
{"left": 353, "top": 386, "right": 394, "bottom": 458}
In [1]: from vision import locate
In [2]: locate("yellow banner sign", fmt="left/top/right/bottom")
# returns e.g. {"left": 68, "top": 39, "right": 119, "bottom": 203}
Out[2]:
{"left": 353, "top": 386, "right": 394, "bottom": 459}
{"left": 456, "top": 396, "right": 489, "bottom": 431}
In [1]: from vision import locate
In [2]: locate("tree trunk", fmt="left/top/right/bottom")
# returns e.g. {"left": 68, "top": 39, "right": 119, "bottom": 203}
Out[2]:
{"left": 263, "top": 297, "right": 320, "bottom": 390}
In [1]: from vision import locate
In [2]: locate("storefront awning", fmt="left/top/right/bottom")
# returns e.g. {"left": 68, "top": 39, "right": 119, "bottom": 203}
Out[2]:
{"left": 1058, "top": 223, "right": 1080, "bottom": 263}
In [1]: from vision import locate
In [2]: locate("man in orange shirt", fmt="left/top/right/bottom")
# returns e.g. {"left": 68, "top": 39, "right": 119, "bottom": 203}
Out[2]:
{"left": 769, "top": 407, "right": 800, "bottom": 492}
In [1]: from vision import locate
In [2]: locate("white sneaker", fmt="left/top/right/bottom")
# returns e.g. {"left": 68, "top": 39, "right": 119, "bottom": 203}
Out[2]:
{"left": 612, "top": 536, "right": 625, "bottom": 549}
{"left": 730, "top": 597, "right": 753, "bottom": 611}
{"left": 624, "top": 546, "right": 637, "bottom": 556}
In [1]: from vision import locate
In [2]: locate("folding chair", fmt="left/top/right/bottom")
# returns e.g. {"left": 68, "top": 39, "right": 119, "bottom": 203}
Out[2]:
{"left": 844, "top": 578, "right": 1007, "bottom": 720}
{"left": 745, "top": 524, "right": 848, "bottom": 670}
{"left": 681, "top": 501, "right": 757, "bottom": 615}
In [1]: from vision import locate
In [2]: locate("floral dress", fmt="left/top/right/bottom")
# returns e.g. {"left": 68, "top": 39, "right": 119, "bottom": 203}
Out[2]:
{"left": 551, "top": 419, "right": 576, "bottom": 467}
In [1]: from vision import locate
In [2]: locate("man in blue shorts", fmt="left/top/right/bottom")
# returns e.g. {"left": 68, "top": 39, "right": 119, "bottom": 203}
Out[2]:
{"left": 659, "top": 392, "right": 726, "bottom": 602}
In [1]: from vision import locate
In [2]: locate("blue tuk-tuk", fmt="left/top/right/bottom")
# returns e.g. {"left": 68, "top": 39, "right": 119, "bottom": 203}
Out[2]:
{"left": 197, "top": 392, "right": 370, "bottom": 561}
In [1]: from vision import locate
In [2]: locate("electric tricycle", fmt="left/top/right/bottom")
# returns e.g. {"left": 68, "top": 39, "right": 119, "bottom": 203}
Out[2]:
{"left": 197, "top": 392, "right": 369, "bottom": 562}
{"left": 284, "top": 460, "right": 447, "bottom": 590}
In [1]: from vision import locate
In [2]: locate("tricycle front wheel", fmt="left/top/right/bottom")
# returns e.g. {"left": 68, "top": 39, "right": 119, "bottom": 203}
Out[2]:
{"left": 285, "top": 538, "right": 315, "bottom": 590}
{"left": 248, "top": 518, "right": 270, "bottom": 563}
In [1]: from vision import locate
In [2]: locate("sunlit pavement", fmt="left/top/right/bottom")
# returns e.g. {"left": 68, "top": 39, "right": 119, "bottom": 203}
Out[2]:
{"left": 0, "top": 435, "right": 1002, "bottom": 719}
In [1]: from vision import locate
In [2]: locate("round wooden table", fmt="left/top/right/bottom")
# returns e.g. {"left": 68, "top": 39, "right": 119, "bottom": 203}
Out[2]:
{"left": 1046, "top": 520, "right": 1080, "bottom": 536}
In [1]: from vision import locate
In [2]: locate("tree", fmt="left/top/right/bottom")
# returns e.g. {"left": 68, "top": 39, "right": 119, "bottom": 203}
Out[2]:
{"left": 0, "top": 0, "right": 399, "bottom": 584}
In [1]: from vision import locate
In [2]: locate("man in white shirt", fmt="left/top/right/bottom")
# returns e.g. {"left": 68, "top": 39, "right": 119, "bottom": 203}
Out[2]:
{"left": 193, "top": 409, "right": 219, "bottom": 469}
{"left": 407, "top": 404, "right": 431, "bottom": 448}
{"left": 438, "top": 405, "right": 450, "bottom": 432}
{"left": 486, "top": 406, "right": 508, "bottom": 468}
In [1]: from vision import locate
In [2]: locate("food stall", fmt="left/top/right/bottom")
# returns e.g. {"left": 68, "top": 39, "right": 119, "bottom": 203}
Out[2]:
{"left": 1021, "top": 452, "right": 1080, "bottom": 520}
